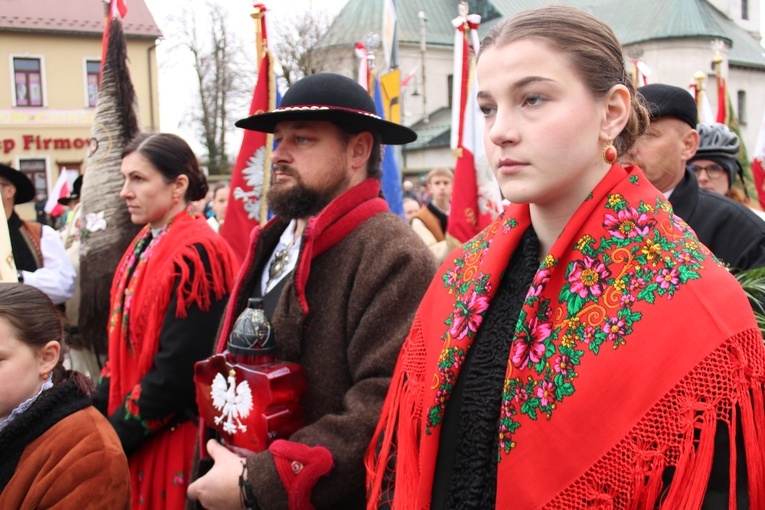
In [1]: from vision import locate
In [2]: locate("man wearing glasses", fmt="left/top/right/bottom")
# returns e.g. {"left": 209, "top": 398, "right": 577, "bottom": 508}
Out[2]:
{"left": 622, "top": 83, "right": 765, "bottom": 271}
{"left": 689, "top": 122, "right": 765, "bottom": 220}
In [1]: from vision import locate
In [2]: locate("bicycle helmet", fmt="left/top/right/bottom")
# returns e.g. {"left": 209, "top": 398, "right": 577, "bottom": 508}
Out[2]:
{"left": 690, "top": 122, "right": 743, "bottom": 188}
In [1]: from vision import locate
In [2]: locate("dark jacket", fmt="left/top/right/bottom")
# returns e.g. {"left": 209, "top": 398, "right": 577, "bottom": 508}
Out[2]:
{"left": 669, "top": 168, "right": 765, "bottom": 270}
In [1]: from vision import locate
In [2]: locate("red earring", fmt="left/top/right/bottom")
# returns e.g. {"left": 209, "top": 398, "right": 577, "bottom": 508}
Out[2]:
{"left": 173, "top": 198, "right": 179, "bottom": 205}
{"left": 602, "top": 140, "right": 618, "bottom": 165}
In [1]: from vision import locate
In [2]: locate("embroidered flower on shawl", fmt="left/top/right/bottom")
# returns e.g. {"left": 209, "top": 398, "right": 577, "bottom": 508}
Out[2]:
{"left": 427, "top": 346, "right": 467, "bottom": 431}
{"left": 529, "top": 267, "right": 552, "bottom": 297}
{"left": 537, "top": 380, "right": 556, "bottom": 407}
{"left": 575, "top": 235, "right": 593, "bottom": 251}
{"left": 566, "top": 256, "right": 611, "bottom": 299}
{"left": 629, "top": 276, "right": 647, "bottom": 292}
{"left": 641, "top": 238, "right": 663, "bottom": 262}
{"left": 603, "top": 207, "right": 655, "bottom": 240}
{"left": 444, "top": 268, "right": 461, "bottom": 289}
{"left": 511, "top": 315, "right": 552, "bottom": 370}
{"left": 603, "top": 316, "right": 628, "bottom": 345}
{"left": 582, "top": 325, "right": 597, "bottom": 344}
{"left": 513, "top": 384, "right": 530, "bottom": 404}
{"left": 502, "top": 217, "right": 519, "bottom": 233}
{"left": 656, "top": 267, "right": 680, "bottom": 291}
{"left": 449, "top": 290, "right": 490, "bottom": 340}
{"left": 554, "top": 354, "right": 574, "bottom": 375}
{"left": 607, "top": 194, "right": 624, "bottom": 207}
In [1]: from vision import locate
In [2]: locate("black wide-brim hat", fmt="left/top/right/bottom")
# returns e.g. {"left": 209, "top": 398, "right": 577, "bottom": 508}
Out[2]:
{"left": 58, "top": 174, "right": 83, "bottom": 206}
{"left": 235, "top": 73, "right": 417, "bottom": 145}
{"left": 0, "top": 162, "right": 36, "bottom": 204}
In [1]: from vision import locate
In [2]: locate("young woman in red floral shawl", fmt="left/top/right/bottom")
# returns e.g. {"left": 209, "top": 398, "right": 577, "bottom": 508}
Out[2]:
{"left": 93, "top": 133, "right": 239, "bottom": 509}
{"left": 367, "top": 6, "right": 765, "bottom": 509}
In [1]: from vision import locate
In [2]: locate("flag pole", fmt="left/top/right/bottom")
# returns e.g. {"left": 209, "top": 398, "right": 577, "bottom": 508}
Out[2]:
{"left": 712, "top": 40, "right": 726, "bottom": 124}
{"left": 251, "top": 3, "right": 273, "bottom": 225}
{"left": 252, "top": 3, "right": 265, "bottom": 63}
{"left": 0, "top": 212, "right": 17, "bottom": 282}
{"left": 693, "top": 70, "right": 705, "bottom": 122}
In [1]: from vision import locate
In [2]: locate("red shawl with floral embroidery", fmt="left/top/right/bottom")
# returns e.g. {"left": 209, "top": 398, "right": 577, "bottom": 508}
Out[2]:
{"left": 106, "top": 211, "right": 239, "bottom": 415}
{"left": 367, "top": 164, "right": 765, "bottom": 509}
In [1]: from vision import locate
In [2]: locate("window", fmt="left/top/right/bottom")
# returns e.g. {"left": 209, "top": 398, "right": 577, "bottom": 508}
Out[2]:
{"left": 18, "top": 159, "right": 47, "bottom": 200}
{"left": 13, "top": 58, "right": 43, "bottom": 107}
{"left": 737, "top": 90, "right": 747, "bottom": 126}
{"left": 86, "top": 60, "right": 101, "bottom": 107}
{"left": 742, "top": 0, "right": 749, "bottom": 20}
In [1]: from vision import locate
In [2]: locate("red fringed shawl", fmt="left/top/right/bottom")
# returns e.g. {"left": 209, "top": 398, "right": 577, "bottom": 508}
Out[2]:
{"left": 107, "top": 212, "right": 239, "bottom": 415}
{"left": 367, "top": 164, "right": 765, "bottom": 509}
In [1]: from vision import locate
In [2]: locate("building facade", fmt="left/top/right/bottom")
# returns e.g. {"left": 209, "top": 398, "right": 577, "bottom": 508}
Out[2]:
{"left": 0, "top": 0, "right": 160, "bottom": 218}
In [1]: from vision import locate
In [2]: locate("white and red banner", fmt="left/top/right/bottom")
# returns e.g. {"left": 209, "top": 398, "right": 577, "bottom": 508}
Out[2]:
{"left": 44, "top": 168, "right": 78, "bottom": 217}
{"left": 688, "top": 81, "right": 715, "bottom": 125}
{"left": 355, "top": 42, "right": 370, "bottom": 91}
{"left": 447, "top": 12, "right": 502, "bottom": 243}
{"left": 109, "top": 0, "right": 127, "bottom": 19}
{"left": 220, "top": 8, "right": 275, "bottom": 261}
{"left": 716, "top": 75, "right": 728, "bottom": 124}
{"left": 633, "top": 59, "right": 651, "bottom": 87}
{"left": 100, "top": 0, "right": 127, "bottom": 85}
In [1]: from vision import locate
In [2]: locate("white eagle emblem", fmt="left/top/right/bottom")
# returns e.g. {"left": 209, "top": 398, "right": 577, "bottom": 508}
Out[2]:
{"left": 233, "top": 146, "right": 267, "bottom": 220}
{"left": 211, "top": 369, "right": 253, "bottom": 435}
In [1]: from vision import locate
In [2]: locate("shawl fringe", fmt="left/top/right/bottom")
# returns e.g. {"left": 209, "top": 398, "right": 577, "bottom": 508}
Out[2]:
{"left": 366, "top": 314, "right": 427, "bottom": 510}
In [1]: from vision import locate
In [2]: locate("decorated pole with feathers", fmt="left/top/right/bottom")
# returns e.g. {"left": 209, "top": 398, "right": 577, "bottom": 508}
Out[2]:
{"left": 78, "top": 15, "right": 141, "bottom": 355}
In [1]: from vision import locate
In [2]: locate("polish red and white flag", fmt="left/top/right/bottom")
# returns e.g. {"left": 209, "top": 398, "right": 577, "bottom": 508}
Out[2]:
{"left": 447, "top": 12, "right": 502, "bottom": 243}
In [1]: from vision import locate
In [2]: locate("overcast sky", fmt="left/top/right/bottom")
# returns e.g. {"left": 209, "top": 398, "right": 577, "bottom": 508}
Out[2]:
{"left": 142, "top": 0, "right": 350, "bottom": 157}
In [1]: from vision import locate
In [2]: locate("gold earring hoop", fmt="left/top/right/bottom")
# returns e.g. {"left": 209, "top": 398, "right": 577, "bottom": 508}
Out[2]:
{"left": 602, "top": 139, "right": 618, "bottom": 165}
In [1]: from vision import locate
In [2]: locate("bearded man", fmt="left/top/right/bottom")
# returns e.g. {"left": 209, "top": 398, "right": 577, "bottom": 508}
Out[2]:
{"left": 188, "top": 73, "right": 436, "bottom": 509}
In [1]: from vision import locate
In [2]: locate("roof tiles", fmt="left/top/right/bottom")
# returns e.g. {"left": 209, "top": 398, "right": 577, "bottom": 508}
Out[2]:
{"left": 0, "top": 0, "right": 161, "bottom": 38}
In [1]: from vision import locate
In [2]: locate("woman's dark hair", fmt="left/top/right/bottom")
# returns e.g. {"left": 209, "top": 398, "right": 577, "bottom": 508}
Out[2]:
{"left": 480, "top": 6, "right": 650, "bottom": 155}
{"left": 122, "top": 133, "right": 209, "bottom": 202}
{"left": 0, "top": 283, "right": 68, "bottom": 383}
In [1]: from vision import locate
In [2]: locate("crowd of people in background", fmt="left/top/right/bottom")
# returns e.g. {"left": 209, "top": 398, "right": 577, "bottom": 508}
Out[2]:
{"left": 2, "top": 5, "right": 765, "bottom": 510}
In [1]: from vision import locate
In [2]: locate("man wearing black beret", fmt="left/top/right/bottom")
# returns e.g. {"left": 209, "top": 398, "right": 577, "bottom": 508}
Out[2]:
{"left": 0, "top": 163, "right": 75, "bottom": 303}
{"left": 188, "top": 73, "right": 436, "bottom": 509}
{"left": 623, "top": 83, "right": 765, "bottom": 271}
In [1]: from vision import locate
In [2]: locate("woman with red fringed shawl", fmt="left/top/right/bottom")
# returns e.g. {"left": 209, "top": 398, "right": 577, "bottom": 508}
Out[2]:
{"left": 367, "top": 6, "right": 765, "bottom": 510}
{"left": 93, "top": 133, "right": 239, "bottom": 510}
